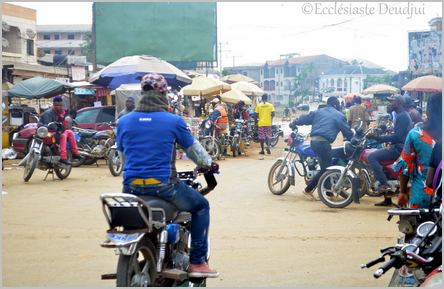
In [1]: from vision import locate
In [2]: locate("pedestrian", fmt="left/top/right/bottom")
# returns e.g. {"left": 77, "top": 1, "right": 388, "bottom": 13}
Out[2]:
{"left": 116, "top": 73, "right": 219, "bottom": 278}
{"left": 367, "top": 94, "right": 413, "bottom": 206}
{"left": 348, "top": 96, "right": 370, "bottom": 130}
{"left": 117, "top": 96, "right": 135, "bottom": 119}
{"left": 290, "top": 96, "right": 354, "bottom": 198}
{"left": 393, "top": 92, "right": 441, "bottom": 208}
{"left": 255, "top": 94, "right": 275, "bottom": 155}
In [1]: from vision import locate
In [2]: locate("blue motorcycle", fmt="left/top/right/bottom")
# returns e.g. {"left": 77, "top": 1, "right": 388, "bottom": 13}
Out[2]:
{"left": 267, "top": 126, "right": 345, "bottom": 195}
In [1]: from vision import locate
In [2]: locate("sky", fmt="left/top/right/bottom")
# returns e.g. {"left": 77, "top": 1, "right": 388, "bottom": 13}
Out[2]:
{"left": 14, "top": 1, "right": 443, "bottom": 72}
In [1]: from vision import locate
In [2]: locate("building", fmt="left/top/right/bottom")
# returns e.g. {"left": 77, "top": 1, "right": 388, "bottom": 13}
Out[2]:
{"left": 408, "top": 17, "right": 442, "bottom": 77}
{"left": 223, "top": 63, "right": 263, "bottom": 83}
{"left": 259, "top": 54, "right": 346, "bottom": 105}
{"left": 36, "top": 24, "right": 91, "bottom": 57}
{"left": 2, "top": 3, "right": 37, "bottom": 64}
{"left": 319, "top": 65, "right": 389, "bottom": 97}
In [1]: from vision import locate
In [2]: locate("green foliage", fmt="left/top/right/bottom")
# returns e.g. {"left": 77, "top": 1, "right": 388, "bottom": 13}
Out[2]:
{"left": 80, "top": 33, "right": 93, "bottom": 63}
{"left": 363, "top": 74, "right": 392, "bottom": 89}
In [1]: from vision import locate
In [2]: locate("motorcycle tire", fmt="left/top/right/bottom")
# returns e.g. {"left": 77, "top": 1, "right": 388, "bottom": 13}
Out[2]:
{"left": 231, "top": 137, "right": 239, "bottom": 158}
{"left": 200, "top": 138, "right": 220, "bottom": 160}
{"left": 54, "top": 157, "right": 72, "bottom": 180}
{"left": 71, "top": 154, "right": 85, "bottom": 167}
{"left": 317, "top": 169, "right": 354, "bottom": 209}
{"left": 116, "top": 238, "right": 158, "bottom": 287}
{"left": 268, "top": 159, "right": 291, "bottom": 195}
{"left": 270, "top": 135, "right": 280, "bottom": 147}
{"left": 23, "top": 152, "right": 38, "bottom": 182}
{"left": 108, "top": 148, "right": 123, "bottom": 177}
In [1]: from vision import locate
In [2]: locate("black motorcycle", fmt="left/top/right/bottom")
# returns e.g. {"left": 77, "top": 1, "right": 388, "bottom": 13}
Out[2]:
{"left": 100, "top": 169, "right": 218, "bottom": 287}
{"left": 245, "top": 116, "right": 283, "bottom": 147}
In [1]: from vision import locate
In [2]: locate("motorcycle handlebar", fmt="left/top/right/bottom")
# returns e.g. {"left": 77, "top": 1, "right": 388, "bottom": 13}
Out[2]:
{"left": 361, "top": 256, "right": 385, "bottom": 269}
{"left": 373, "top": 257, "right": 398, "bottom": 278}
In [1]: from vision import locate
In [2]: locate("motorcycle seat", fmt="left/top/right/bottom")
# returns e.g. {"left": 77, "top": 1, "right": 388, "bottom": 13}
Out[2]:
{"left": 79, "top": 131, "right": 96, "bottom": 138}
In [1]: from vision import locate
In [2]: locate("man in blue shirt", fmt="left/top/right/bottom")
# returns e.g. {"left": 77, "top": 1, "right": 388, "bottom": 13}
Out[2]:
{"left": 117, "top": 73, "right": 219, "bottom": 278}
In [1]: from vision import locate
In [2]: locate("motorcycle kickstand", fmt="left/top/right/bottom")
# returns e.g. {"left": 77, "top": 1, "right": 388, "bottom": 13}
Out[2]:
{"left": 44, "top": 169, "right": 55, "bottom": 181}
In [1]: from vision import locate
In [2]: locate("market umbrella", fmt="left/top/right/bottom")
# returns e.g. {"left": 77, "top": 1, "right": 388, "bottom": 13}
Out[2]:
{"left": 8, "top": 76, "right": 74, "bottom": 99}
{"left": 362, "top": 84, "right": 400, "bottom": 95}
{"left": 221, "top": 89, "right": 252, "bottom": 105}
{"left": 222, "top": 74, "right": 257, "bottom": 84}
{"left": 231, "top": 81, "right": 264, "bottom": 97}
{"left": 343, "top": 92, "right": 360, "bottom": 103}
{"left": 402, "top": 75, "right": 442, "bottom": 93}
{"left": 181, "top": 76, "right": 231, "bottom": 98}
{"left": 89, "top": 55, "right": 192, "bottom": 90}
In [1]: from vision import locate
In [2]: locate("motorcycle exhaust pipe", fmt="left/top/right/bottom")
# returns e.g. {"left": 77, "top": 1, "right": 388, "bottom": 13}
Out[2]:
{"left": 78, "top": 150, "right": 95, "bottom": 158}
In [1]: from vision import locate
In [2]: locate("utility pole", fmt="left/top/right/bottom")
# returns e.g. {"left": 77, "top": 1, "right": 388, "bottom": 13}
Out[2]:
{"left": 218, "top": 41, "right": 229, "bottom": 73}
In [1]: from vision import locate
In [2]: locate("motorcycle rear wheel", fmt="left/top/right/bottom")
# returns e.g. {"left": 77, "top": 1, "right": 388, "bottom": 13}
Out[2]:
{"left": 318, "top": 169, "right": 354, "bottom": 208}
{"left": 116, "top": 239, "right": 158, "bottom": 287}
{"left": 200, "top": 138, "right": 220, "bottom": 160}
{"left": 270, "top": 135, "right": 280, "bottom": 147}
{"left": 108, "top": 148, "right": 123, "bottom": 177}
{"left": 54, "top": 158, "right": 72, "bottom": 180}
{"left": 23, "top": 152, "right": 37, "bottom": 182}
{"left": 268, "top": 159, "right": 291, "bottom": 195}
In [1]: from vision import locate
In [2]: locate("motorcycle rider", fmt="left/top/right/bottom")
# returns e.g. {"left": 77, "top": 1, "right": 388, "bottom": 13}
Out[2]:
{"left": 402, "top": 94, "right": 422, "bottom": 124}
{"left": 38, "top": 96, "right": 82, "bottom": 165}
{"left": 367, "top": 94, "right": 413, "bottom": 206}
{"left": 208, "top": 97, "right": 229, "bottom": 136}
{"left": 116, "top": 73, "right": 219, "bottom": 278}
{"left": 290, "top": 96, "right": 354, "bottom": 198}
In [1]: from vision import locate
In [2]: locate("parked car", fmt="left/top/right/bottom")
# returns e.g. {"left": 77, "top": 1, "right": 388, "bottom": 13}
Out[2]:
{"left": 297, "top": 103, "right": 310, "bottom": 111}
{"left": 12, "top": 106, "right": 116, "bottom": 156}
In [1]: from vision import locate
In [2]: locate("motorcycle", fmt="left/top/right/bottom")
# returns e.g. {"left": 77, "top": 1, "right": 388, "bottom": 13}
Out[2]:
{"left": 20, "top": 122, "right": 72, "bottom": 182}
{"left": 108, "top": 128, "right": 124, "bottom": 177}
{"left": 317, "top": 126, "right": 401, "bottom": 209}
{"left": 267, "top": 126, "right": 345, "bottom": 195}
{"left": 229, "top": 119, "right": 246, "bottom": 157}
{"left": 198, "top": 117, "right": 229, "bottom": 160}
{"left": 99, "top": 169, "right": 218, "bottom": 287}
{"left": 245, "top": 116, "right": 283, "bottom": 148}
{"left": 72, "top": 123, "right": 115, "bottom": 166}
{"left": 362, "top": 204, "right": 442, "bottom": 287}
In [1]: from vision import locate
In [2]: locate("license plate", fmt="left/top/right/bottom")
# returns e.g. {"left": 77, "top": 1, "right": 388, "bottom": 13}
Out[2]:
{"left": 106, "top": 232, "right": 142, "bottom": 244}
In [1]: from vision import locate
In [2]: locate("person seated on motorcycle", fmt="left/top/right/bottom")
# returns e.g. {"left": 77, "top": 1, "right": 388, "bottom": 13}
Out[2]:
{"left": 289, "top": 96, "right": 354, "bottom": 198}
{"left": 117, "top": 96, "right": 135, "bottom": 119}
{"left": 208, "top": 97, "right": 229, "bottom": 136}
{"left": 37, "top": 96, "right": 81, "bottom": 165}
{"left": 402, "top": 94, "right": 423, "bottom": 124}
{"left": 117, "top": 73, "right": 219, "bottom": 278}
{"left": 367, "top": 94, "right": 413, "bottom": 206}
{"left": 348, "top": 96, "right": 370, "bottom": 131}
{"left": 392, "top": 93, "right": 441, "bottom": 209}
{"left": 232, "top": 100, "right": 249, "bottom": 121}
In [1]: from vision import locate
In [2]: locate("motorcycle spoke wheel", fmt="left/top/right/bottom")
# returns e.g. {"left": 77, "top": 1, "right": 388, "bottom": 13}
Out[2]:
{"left": 317, "top": 170, "right": 354, "bottom": 208}
{"left": 268, "top": 160, "right": 291, "bottom": 195}
{"left": 23, "top": 152, "right": 37, "bottom": 182}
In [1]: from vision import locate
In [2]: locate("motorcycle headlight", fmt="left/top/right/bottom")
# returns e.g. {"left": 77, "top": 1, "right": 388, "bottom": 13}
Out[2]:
{"left": 36, "top": 127, "right": 48, "bottom": 138}
{"left": 205, "top": 121, "right": 212, "bottom": 129}
{"left": 343, "top": 141, "right": 355, "bottom": 158}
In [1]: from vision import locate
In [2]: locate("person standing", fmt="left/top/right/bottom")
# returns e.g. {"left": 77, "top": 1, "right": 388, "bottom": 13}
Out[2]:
{"left": 290, "top": 96, "right": 354, "bottom": 198}
{"left": 117, "top": 96, "right": 135, "bottom": 119}
{"left": 254, "top": 94, "right": 275, "bottom": 155}
{"left": 348, "top": 96, "right": 370, "bottom": 130}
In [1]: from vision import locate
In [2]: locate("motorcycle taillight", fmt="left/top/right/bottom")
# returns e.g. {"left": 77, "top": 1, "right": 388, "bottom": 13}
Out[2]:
{"left": 286, "top": 136, "right": 293, "bottom": 146}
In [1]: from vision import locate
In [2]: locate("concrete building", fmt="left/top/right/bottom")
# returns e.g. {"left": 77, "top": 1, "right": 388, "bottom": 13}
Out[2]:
{"left": 36, "top": 24, "right": 91, "bottom": 57}
{"left": 223, "top": 63, "right": 263, "bottom": 83}
{"left": 2, "top": 3, "right": 37, "bottom": 64}
{"left": 319, "top": 65, "right": 388, "bottom": 97}
{"left": 259, "top": 54, "right": 346, "bottom": 106}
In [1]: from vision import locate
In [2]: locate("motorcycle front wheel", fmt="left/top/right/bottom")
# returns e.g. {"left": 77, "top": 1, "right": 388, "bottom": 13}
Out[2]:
{"left": 116, "top": 239, "right": 158, "bottom": 287}
{"left": 270, "top": 135, "right": 280, "bottom": 147}
{"left": 200, "top": 138, "right": 220, "bottom": 160}
{"left": 268, "top": 159, "right": 291, "bottom": 195}
{"left": 231, "top": 137, "right": 239, "bottom": 158}
{"left": 317, "top": 169, "right": 354, "bottom": 208}
{"left": 108, "top": 148, "right": 123, "bottom": 177}
{"left": 23, "top": 152, "right": 38, "bottom": 182}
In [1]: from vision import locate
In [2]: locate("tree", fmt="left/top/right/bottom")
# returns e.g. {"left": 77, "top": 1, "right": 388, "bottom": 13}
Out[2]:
{"left": 363, "top": 74, "right": 392, "bottom": 89}
{"left": 80, "top": 33, "right": 93, "bottom": 63}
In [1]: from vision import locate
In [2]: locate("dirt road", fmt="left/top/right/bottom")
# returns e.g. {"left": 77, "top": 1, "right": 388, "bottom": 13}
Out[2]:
{"left": 2, "top": 141, "right": 399, "bottom": 287}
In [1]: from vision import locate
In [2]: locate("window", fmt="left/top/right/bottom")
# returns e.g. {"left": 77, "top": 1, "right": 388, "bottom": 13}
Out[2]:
{"left": 97, "top": 107, "right": 116, "bottom": 123}
{"left": 26, "top": 39, "right": 34, "bottom": 55}
{"left": 264, "top": 80, "right": 269, "bottom": 91}
{"left": 43, "top": 34, "right": 50, "bottom": 40}
{"left": 270, "top": 80, "right": 275, "bottom": 91}
{"left": 54, "top": 34, "right": 60, "bottom": 40}
{"left": 67, "top": 48, "right": 75, "bottom": 55}
{"left": 75, "top": 108, "right": 100, "bottom": 124}
{"left": 67, "top": 33, "right": 75, "bottom": 40}
{"left": 55, "top": 48, "right": 62, "bottom": 55}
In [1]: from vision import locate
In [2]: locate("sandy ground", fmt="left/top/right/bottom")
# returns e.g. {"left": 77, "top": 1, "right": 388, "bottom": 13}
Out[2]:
{"left": 2, "top": 135, "right": 400, "bottom": 287}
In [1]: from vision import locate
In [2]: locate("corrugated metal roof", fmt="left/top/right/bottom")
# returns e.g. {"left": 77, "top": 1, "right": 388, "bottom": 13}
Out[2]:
{"left": 36, "top": 40, "right": 86, "bottom": 48}
{"left": 37, "top": 24, "right": 91, "bottom": 33}
{"left": 265, "top": 54, "right": 345, "bottom": 67}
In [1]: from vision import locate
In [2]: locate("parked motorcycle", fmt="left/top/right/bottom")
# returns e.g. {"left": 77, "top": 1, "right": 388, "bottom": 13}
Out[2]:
{"left": 245, "top": 116, "right": 283, "bottom": 147}
{"left": 99, "top": 169, "right": 218, "bottom": 287}
{"left": 108, "top": 132, "right": 124, "bottom": 177}
{"left": 20, "top": 122, "right": 72, "bottom": 182}
{"left": 198, "top": 117, "right": 228, "bottom": 160}
{"left": 72, "top": 123, "right": 115, "bottom": 166}
{"left": 362, "top": 204, "right": 442, "bottom": 287}
{"left": 267, "top": 126, "right": 345, "bottom": 195}
{"left": 229, "top": 119, "right": 246, "bottom": 157}
{"left": 317, "top": 126, "right": 401, "bottom": 208}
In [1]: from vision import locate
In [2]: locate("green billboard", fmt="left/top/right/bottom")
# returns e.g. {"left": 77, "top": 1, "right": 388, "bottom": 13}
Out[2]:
{"left": 93, "top": 2, "right": 217, "bottom": 65}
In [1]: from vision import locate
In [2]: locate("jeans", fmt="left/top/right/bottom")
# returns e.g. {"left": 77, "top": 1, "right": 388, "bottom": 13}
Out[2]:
{"left": 367, "top": 146, "right": 401, "bottom": 185}
{"left": 306, "top": 140, "right": 332, "bottom": 192}
{"left": 123, "top": 181, "right": 210, "bottom": 264}
{"left": 59, "top": 129, "right": 79, "bottom": 159}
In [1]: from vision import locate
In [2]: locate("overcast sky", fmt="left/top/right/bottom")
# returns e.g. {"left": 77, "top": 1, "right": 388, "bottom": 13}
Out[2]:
{"left": 15, "top": 1, "right": 443, "bottom": 72}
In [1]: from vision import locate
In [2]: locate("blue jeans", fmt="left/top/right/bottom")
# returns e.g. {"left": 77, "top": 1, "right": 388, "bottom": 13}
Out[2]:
{"left": 123, "top": 181, "right": 210, "bottom": 264}
{"left": 306, "top": 140, "right": 332, "bottom": 192}
{"left": 368, "top": 147, "right": 401, "bottom": 185}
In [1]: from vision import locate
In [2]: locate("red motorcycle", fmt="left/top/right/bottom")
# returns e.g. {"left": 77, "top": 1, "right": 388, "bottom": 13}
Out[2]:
{"left": 317, "top": 126, "right": 401, "bottom": 208}
{"left": 20, "top": 122, "right": 72, "bottom": 182}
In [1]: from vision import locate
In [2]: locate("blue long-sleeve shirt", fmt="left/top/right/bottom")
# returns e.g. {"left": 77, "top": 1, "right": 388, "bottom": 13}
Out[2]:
{"left": 376, "top": 110, "right": 412, "bottom": 148}
{"left": 291, "top": 106, "right": 353, "bottom": 143}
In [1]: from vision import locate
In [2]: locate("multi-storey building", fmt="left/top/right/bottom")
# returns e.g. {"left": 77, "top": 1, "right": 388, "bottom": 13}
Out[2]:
{"left": 36, "top": 24, "right": 91, "bottom": 57}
